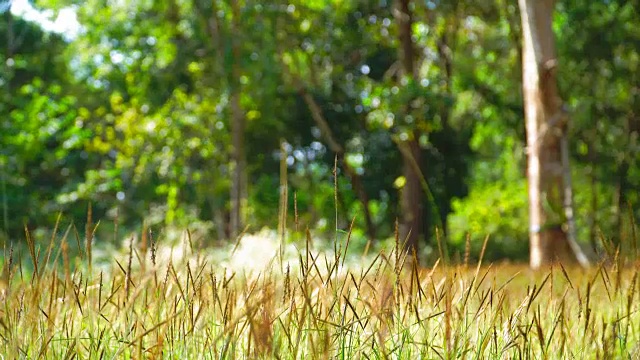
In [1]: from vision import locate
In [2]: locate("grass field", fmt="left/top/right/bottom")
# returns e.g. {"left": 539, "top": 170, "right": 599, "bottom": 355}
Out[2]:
{"left": 0, "top": 227, "right": 639, "bottom": 359}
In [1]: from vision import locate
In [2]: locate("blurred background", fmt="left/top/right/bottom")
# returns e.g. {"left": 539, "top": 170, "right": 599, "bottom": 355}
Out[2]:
{"left": 0, "top": 0, "right": 638, "bottom": 262}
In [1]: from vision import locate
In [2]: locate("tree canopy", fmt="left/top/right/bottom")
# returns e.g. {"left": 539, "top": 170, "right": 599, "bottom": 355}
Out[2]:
{"left": 1, "top": 0, "right": 638, "bottom": 263}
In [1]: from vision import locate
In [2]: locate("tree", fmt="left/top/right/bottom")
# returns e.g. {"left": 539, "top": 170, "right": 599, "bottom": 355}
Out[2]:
{"left": 519, "top": 0, "right": 588, "bottom": 268}
{"left": 1, "top": 8, "right": 88, "bottom": 240}
{"left": 393, "top": 0, "right": 423, "bottom": 254}
{"left": 228, "top": 0, "right": 247, "bottom": 238}
{"left": 557, "top": 0, "right": 640, "bottom": 256}
{"left": 6, "top": 0, "right": 635, "bottom": 263}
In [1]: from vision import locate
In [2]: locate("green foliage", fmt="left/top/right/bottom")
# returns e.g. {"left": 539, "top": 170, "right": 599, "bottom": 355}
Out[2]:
{"left": 1, "top": 0, "right": 638, "bottom": 261}
{"left": 0, "top": 14, "right": 91, "bottom": 238}
{"left": 449, "top": 179, "right": 529, "bottom": 260}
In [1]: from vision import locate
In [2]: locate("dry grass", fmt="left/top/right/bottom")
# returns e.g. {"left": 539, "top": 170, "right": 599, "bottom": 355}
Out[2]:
{"left": 0, "top": 225, "right": 639, "bottom": 360}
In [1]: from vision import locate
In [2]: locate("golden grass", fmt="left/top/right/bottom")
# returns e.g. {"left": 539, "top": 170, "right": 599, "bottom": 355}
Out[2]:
{"left": 0, "top": 227, "right": 639, "bottom": 360}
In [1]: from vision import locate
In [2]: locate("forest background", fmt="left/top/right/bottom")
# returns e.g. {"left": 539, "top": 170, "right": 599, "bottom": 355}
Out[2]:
{"left": 1, "top": 0, "right": 638, "bottom": 264}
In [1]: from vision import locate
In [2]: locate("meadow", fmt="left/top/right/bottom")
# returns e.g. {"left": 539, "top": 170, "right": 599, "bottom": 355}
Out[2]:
{"left": 0, "top": 221, "right": 639, "bottom": 359}
{"left": 3, "top": 1, "right": 640, "bottom": 358}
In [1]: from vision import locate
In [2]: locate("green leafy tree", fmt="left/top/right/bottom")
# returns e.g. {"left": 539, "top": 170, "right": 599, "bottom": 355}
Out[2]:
{"left": 1, "top": 10, "right": 89, "bottom": 240}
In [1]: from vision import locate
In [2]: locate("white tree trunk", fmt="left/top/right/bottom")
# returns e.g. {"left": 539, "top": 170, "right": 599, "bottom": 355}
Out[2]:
{"left": 519, "top": 0, "right": 587, "bottom": 268}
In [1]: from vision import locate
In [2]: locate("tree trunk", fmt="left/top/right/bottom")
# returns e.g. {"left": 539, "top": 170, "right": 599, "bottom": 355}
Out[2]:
{"left": 395, "top": 0, "right": 422, "bottom": 253}
{"left": 393, "top": 0, "right": 422, "bottom": 251}
{"left": 229, "top": 1, "right": 246, "bottom": 238}
{"left": 587, "top": 131, "right": 599, "bottom": 254}
{"left": 613, "top": 155, "right": 631, "bottom": 248}
{"left": 613, "top": 114, "right": 638, "bottom": 248}
{"left": 2, "top": 8, "right": 14, "bottom": 237}
{"left": 519, "top": 0, "right": 586, "bottom": 268}
{"left": 229, "top": 92, "right": 246, "bottom": 238}
{"left": 399, "top": 136, "right": 422, "bottom": 252}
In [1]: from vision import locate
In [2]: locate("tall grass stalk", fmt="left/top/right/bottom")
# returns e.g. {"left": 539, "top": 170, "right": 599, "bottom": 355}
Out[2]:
{"left": 1, "top": 225, "right": 638, "bottom": 359}
{"left": 2, "top": 207, "right": 640, "bottom": 359}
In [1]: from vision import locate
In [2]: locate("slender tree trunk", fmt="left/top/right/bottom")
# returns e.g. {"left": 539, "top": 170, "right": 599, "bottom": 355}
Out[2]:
{"left": 519, "top": 0, "right": 586, "bottom": 268}
{"left": 200, "top": 1, "right": 231, "bottom": 239}
{"left": 229, "top": 92, "right": 246, "bottom": 237}
{"left": 2, "top": 7, "right": 14, "bottom": 238}
{"left": 588, "top": 142, "right": 598, "bottom": 253}
{"left": 399, "top": 136, "right": 422, "bottom": 251}
{"left": 520, "top": 0, "right": 569, "bottom": 268}
{"left": 395, "top": 0, "right": 422, "bottom": 252}
{"left": 229, "top": 1, "right": 246, "bottom": 238}
{"left": 434, "top": 17, "right": 458, "bottom": 236}
{"left": 614, "top": 157, "right": 630, "bottom": 246}
{"left": 613, "top": 115, "right": 638, "bottom": 248}
{"left": 560, "top": 123, "right": 589, "bottom": 265}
